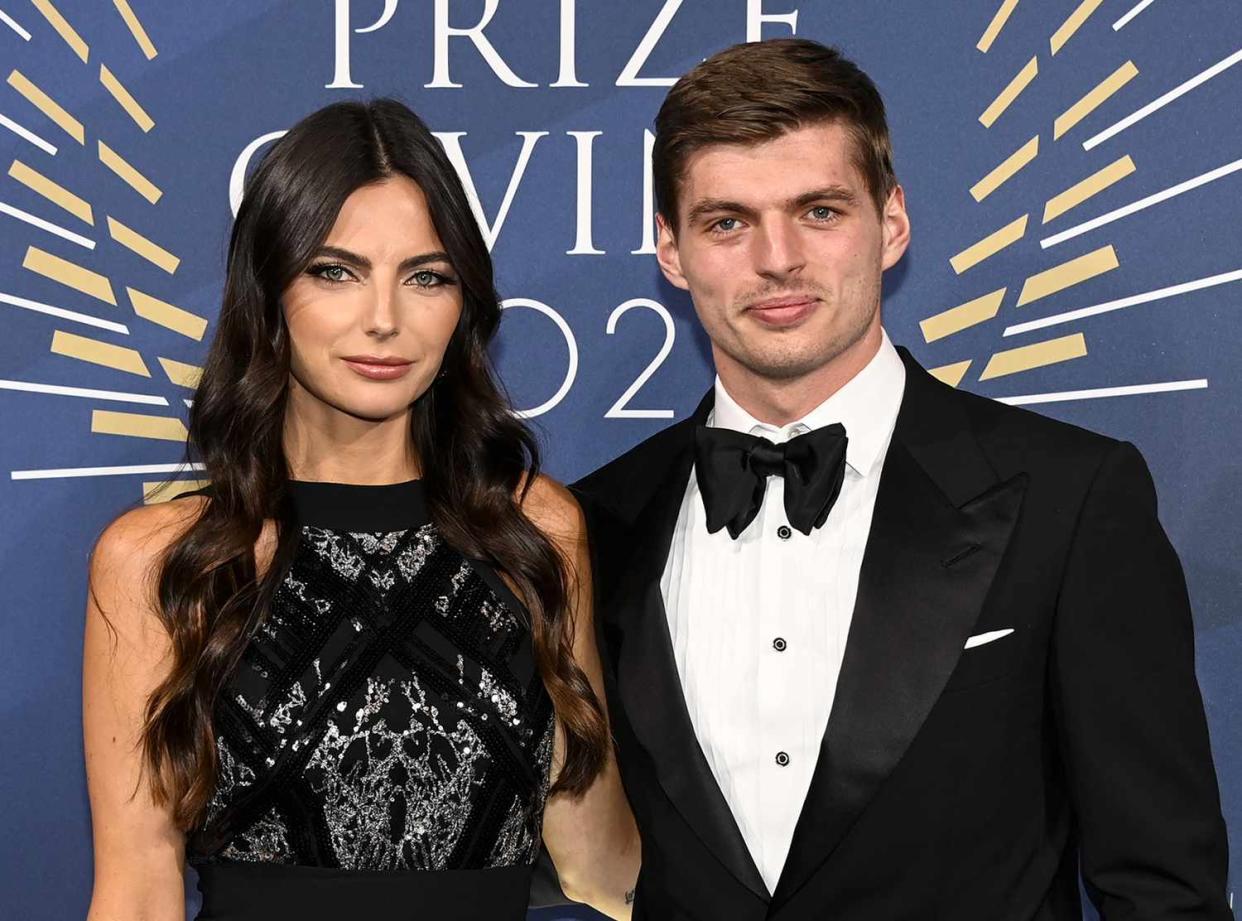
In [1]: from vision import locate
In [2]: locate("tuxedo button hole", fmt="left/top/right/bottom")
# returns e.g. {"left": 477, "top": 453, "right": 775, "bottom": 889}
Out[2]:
{"left": 777, "top": 525, "right": 793, "bottom": 540}
{"left": 775, "top": 751, "right": 790, "bottom": 767}
{"left": 772, "top": 637, "right": 788, "bottom": 652}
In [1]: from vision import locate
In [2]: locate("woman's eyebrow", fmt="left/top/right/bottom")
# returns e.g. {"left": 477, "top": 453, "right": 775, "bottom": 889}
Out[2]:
{"left": 311, "top": 245, "right": 452, "bottom": 272}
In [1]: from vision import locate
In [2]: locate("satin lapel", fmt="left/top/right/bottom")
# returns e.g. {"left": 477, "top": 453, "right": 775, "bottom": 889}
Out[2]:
{"left": 607, "top": 393, "right": 770, "bottom": 901}
{"left": 770, "top": 350, "right": 1029, "bottom": 909}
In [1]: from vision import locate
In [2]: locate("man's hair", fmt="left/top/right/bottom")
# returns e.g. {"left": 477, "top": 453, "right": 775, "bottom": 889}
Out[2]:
{"left": 653, "top": 38, "right": 898, "bottom": 228}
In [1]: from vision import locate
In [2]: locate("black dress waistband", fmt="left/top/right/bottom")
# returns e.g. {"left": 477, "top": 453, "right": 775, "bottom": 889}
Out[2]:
{"left": 193, "top": 860, "right": 534, "bottom": 921}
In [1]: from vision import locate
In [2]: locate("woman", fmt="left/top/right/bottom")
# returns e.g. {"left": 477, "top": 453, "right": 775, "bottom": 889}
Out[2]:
{"left": 82, "top": 99, "right": 639, "bottom": 921}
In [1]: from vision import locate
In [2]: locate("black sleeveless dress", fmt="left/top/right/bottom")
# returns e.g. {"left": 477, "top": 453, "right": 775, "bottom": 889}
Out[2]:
{"left": 182, "top": 479, "right": 555, "bottom": 920}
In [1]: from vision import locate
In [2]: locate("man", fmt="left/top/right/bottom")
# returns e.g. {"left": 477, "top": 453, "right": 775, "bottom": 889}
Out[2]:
{"left": 572, "top": 38, "right": 1230, "bottom": 920}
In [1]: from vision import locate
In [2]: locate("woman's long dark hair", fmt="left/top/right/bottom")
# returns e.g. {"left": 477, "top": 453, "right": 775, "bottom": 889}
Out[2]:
{"left": 140, "top": 99, "right": 607, "bottom": 830}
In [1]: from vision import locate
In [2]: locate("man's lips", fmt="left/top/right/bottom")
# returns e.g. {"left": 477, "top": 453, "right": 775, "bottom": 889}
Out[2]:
{"left": 746, "top": 296, "right": 819, "bottom": 326}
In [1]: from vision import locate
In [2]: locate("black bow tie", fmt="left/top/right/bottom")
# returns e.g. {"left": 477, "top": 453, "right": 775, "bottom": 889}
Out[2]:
{"left": 694, "top": 423, "right": 849, "bottom": 539}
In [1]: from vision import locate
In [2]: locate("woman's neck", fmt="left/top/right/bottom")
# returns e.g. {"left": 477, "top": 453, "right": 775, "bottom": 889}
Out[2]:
{"left": 282, "top": 388, "right": 420, "bottom": 485}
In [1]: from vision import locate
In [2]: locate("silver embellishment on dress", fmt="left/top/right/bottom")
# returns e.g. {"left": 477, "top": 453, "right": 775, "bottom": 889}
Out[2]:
{"left": 197, "top": 521, "right": 553, "bottom": 871}
{"left": 203, "top": 737, "right": 294, "bottom": 864}
{"left": 395, "top": 527, "right": 437, "bottom": 582}
{"left": 305, "top": 675, "right": 497, "bottom": 869}
{"left": 302, "top": 530, "right": 366, "bottom": 581}
{"left": 479, "top": 596, "right": 519, "bottom": 634}
{"left": 479, "top": 668, "right": 519, "bottom": 724}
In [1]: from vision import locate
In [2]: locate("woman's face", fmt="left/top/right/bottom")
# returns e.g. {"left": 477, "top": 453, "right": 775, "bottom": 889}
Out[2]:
{"left": 281, "top": 174, "right": 463, "bottom": 423}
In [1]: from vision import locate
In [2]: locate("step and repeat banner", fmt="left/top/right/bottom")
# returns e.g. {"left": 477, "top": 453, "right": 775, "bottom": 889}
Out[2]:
{"left": 1, "top": 1, "right": 1238, "bottom": 918}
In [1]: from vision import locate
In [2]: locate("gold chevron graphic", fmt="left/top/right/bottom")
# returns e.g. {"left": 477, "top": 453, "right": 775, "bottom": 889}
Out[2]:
{"left": 0, "top": 8, "right": 217, "bottom": 492}
{"left": 951, "top": 215, "right": 1028, "bottom": 274}
{"left": 51, "top": 330, "right": 150, "bottom": 376}
{"left": 1050, "top": 0, "right": 1107, "bottom": 56}
{"left": 99, "top": 64, "right": 154, "bottom": 132}
{"left": 940, "top": 2, "right": 1224, "bottom": 395}
{"left": 1054, "top": 61, "right": 1139, "bottom": 140}
{"left": 91, "top": 409, "right": 188, "bottom": 442}
{"left": 142, "top": 479, "right": 209, "bottom": 504}
{"left": 1043, "top": 155, "right": 1136, "bottom": 223}
{"left": 929, "top": 360, "right": 974, "bottom": 387}
{"left": 972, "top": 136, "right": 1040, "bottom": 202}
{"left": 31, "top": 0, "right": 88, "bottom": 62}
{"left": 981, "top": 56, "right": 1038, "bottom": 128}
{"left": 980, "top": 334, "right": 1088, "bottom": 381}
{"left": 921, "top": 289, "right": 1007, "bottom": 343}
{"left": 8, "top": 160, "right": 94, "bottom": 224}
{"left": 126, "top": 287, "right": 207, "bottom": 340}
{"left": 107, "top": 217, "right": 180, "bottom": 273}
{"left": 6, "top": 69, "right": 84, "bottom": 143}
{"left": 1017, "top": 245, "right": 1119, "bottom": 306}
{"left": 23, "top": 246, "right": 116, "bottom": 304}
{"left": 157, "top": 357, "right": 202, "bottom": 389}
{"left": 112, "top": 0, "right": 157, "bottom": 60}
{"left": 978, "top": 0, "right": 1020, "bottom": 54}
{"left": 98, "top": 140, "right": 162, "bottom": 203}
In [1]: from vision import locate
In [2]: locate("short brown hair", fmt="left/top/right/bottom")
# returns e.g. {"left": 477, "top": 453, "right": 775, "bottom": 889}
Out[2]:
{"left": 653, "top": 38, "right": 898, "bottom": 227}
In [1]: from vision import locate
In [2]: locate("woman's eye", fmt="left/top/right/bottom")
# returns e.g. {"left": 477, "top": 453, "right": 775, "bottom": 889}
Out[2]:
{"left": 410, "top": 270, "right": 442, "bottom": 287}
{"left": 309, "top": 263, "right": 352, "bottom": 283}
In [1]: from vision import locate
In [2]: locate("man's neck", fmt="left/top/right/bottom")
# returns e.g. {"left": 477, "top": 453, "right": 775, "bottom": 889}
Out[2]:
{"left": 715, "top": 325, "right": 884, "bottom": 428}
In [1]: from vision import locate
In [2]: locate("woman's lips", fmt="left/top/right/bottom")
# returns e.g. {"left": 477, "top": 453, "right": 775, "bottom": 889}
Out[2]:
{"left": 341, "top": 358, "right": 414, "bottom": 380}
{"left": 747, "top": 296, "right": 818, "bottom": 327}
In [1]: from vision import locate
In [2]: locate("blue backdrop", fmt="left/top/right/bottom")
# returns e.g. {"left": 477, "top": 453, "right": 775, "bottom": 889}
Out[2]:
{"left": 1, "top": 1, "right": 1239, "bottom": 918}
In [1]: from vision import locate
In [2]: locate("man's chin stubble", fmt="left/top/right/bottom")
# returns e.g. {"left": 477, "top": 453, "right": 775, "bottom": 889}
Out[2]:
{"left": 733, "top": 346, "right": 843, "bottom": 382}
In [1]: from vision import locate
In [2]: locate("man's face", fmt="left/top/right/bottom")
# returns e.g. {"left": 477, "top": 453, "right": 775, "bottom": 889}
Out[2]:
{"left": 657, "top": 120, "right": 909, "bottom": 384}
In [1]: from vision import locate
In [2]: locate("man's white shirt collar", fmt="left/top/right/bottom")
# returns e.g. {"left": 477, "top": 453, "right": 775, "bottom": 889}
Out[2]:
{"left": 708, "top": 328, "right": 906, "bottom": 479}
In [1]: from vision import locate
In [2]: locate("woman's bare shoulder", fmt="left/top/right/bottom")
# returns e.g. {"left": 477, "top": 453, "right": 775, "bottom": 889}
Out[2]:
{"left": 93, "top": 493, "right": 205, "bottom": 564}
{"left": 88, "top": 494, "right": 207, "bottom": 618}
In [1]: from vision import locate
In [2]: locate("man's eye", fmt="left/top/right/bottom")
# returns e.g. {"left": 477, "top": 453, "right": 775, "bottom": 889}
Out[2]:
{"left": 712, "top": 217, "right": 739, "bottom": 233}
{"left": 809, "top": 206, "right": 837, "bottom": 221}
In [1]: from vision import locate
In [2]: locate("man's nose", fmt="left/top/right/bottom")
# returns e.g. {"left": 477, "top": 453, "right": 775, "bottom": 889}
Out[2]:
{"left": 752, "top": 219, "right": 806, "bottom": 280}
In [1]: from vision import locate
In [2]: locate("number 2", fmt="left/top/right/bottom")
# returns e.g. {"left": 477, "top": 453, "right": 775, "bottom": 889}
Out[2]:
{"left": 604, "top": 298, "right": 675, "bottom": 419}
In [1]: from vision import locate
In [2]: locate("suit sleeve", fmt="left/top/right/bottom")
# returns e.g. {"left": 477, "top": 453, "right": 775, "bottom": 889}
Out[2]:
{"left": 527, "top": 843, "right": 575, "bottom": 909}
{"left": 1051, "top": 440, "right": 1231, "bottom": 920}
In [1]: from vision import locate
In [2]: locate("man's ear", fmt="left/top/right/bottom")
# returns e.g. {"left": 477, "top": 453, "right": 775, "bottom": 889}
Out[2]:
{"left": 656, "top": 213, "right": 690, "bottom": 291}
{"left": 880, "top": 184, "right": 911, "bottom": 271}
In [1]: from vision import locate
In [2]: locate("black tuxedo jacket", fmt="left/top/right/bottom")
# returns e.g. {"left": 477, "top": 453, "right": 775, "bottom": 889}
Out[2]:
{"left": 571, "top": 347, "right": 1230, "bottom": 921}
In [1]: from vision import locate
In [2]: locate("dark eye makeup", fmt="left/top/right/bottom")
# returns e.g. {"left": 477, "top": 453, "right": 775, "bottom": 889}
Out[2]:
{"left": 305, "top": 262, "right": 458, "bottom": 288}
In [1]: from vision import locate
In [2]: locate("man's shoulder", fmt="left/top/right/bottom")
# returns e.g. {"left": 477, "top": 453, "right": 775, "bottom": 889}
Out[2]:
{"left": 572, "top": 415, "right": 694, "bottom": 520}
{"left": 944, "top": 377, "right": 1124, "bottom": 477}
{"left": 895, "top": 347, "right": 1123, "bottom": 479}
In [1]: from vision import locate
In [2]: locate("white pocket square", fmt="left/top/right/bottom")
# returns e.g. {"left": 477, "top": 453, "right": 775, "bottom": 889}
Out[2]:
{"left": 964, "top": 628, "right": 1014, "bottom": 650}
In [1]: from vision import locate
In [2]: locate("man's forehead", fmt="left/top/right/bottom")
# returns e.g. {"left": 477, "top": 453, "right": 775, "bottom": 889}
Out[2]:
{"left": 685, "top": 122, "right": 859, "bottom": 178}
{"left": 680, "top": 123, "right": 866, "bottom": 199}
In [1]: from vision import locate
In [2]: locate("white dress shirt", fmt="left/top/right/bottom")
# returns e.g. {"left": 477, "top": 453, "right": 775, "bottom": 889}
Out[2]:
{"left": 660, "top": 329, "right": 906, "bottom": 892}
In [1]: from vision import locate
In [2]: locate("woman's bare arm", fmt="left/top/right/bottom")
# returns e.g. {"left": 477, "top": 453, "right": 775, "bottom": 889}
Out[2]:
{"left": 525, "top": 477, "right": 641, "bottom": 920}
{"left": 83, "top": 499, "right": 203, "bottom": 921}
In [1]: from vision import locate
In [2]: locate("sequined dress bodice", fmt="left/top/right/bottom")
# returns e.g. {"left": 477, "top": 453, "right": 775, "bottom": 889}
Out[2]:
{"left": 185, "top": 479, "right": 555, "bottom": 920}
